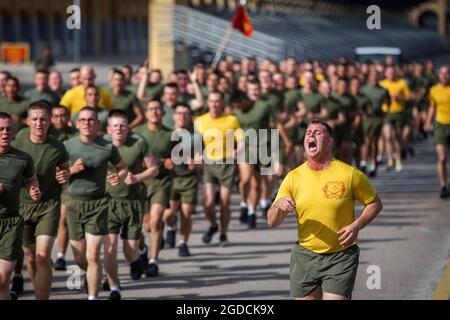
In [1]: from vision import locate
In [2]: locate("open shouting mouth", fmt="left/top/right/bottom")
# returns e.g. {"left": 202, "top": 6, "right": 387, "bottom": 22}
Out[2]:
{"left": 308, "top": 140, "right": 318, "bottom": 153}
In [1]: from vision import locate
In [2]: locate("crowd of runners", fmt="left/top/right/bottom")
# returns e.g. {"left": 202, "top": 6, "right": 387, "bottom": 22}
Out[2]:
{"left": 0, "top": 54, "right": 449, "bottom": 300}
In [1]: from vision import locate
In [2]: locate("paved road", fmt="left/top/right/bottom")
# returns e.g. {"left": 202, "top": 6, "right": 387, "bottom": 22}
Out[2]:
{"left": 12, "top": 136, "right": 448, "bottom": 300}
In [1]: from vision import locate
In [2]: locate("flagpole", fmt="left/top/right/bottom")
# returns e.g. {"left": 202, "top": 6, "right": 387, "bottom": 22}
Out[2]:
{"left": 210, "top": 0, "right": 248, "bottom": 70}
{"left": 210, "top": 26, "right": 233, "bottom": 70}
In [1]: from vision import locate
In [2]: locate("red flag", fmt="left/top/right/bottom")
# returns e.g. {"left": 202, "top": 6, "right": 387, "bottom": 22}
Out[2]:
{"left": 231, "top": 4, "right": 253, "bottom": 37}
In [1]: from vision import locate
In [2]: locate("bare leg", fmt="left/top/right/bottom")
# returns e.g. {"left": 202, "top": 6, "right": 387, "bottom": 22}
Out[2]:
{"left": 219, "top": 186, "right": 232, "bottom": 234}
{"left": 33, "top": 235, "right": 55, "bottom": 300}
{"left": 104, "top": 234, "right": 119, "bottom": 288}
{"left": 57, "top": 204, "right": 69, "bottom": 258}
{"left": 149, "top": 204, "right": 165, "bottom": 260}
{"left": 203, "top": 183, "right": 217, "bottom": 227}
{"left": 436, "top": 145, "right": 448, "bottom": 188}
{"left": 85, "top": 233, "right": 104, "bottom": 298}
{"left": 70, "top": 239, "right": 87, "bottom": 271}
{"left": 0, "top": 259, "right": 16, "bottom": 300}
{"left": 295, "top": 286, "right": 323, "bottom": 300}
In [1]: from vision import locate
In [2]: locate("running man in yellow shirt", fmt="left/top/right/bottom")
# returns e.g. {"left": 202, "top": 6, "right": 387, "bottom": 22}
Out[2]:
{"left": 268, "top": 120, "right": 383, "bottom": 300}
{"left": 195, "top": 91, "right": 244, "bottom": 246}
{"left": 424, "top": 66, "right": 450, "bottom": 198}
{"left": 379, "top": 66, "right": 412, "bottom": 171}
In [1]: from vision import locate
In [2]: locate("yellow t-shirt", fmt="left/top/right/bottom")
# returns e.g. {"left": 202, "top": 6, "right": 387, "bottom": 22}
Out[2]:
{"left": 429, "top": 84, "right": 450, "bottom": 125}
{"left": 194, "top": 112, "right": 243, "bottom": 161}
{"left": 60, "top": 85, "right": 113, "bottom": 116}
{"left": 273, "top": 159, "right": 377, "bottom": 254}
{"left": 379, "top": 79, "right": 411, "bottom": 113}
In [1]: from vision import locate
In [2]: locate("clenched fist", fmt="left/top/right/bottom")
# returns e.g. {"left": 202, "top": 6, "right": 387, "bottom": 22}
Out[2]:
{"left": 29, "top": 186, "right": 41, "bottom": 201}
{"left": 273, "top": 196, "right": 296, "bottom": 213}
{"left": 55, "top": 166, "right": 69, "bottom": 184}
{"left": 70, "top": 158, "right": 85, "bottom": 175}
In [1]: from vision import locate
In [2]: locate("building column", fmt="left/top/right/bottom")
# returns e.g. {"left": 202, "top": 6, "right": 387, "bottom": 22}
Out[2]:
{"left": 148, "top": 0, "right": 189, "bottom": 78}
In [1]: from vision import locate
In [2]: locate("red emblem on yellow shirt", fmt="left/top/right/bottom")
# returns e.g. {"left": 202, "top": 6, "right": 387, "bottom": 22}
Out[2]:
{"left": 323, "top": 181, "right": 346, "bottom": 199}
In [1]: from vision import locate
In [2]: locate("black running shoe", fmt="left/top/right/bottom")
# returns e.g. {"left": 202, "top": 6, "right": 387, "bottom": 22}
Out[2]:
{"left": 130, "top": 259, "right": 143, "bottom": 281}
{"left": 440, "top": 187, "right": 449, "bottom": 199}
{"left": 219, "top": 234, "right": 229, "bottom": 247}
{"left": 138, "top": 246, "right": 149, "bottom": 272}
{"left": 261, "top": 206, "right": 269, "bottom": 219}
{"left": 408, "top": 147, "right": 415, "bottom": 158}
{"left": 10, "top": 275, "right": 23, "bottom": 295}
{"left": 178, "top": 243, "right": 190, "bottom": 257}
{"left": 369, "top": 169, "right": 377, "bottom": 178}
{"left": 102, "top": 278, "right": 110, "bottom": 291}
{"left": 108, "top": 290, "right": 121, "bottom": 300}
{"left": 10, "top": 291, "right": 18, "bottom": 300}
{"left": 166, "top": 229, "right": 176, "bottom": 249}
{"left": 248, "top": 214, "right": 256, "bottom": 229}
{"left": 53, "top": 257, "right": 66, "bottom": 271}
{"left": 202, "top": 225, "right": 218, "bottom": 244}
{"left": 239, "top": 207, "right": 248, "bottom": 224}
{"left": 145, "top": 263, "right": 159, "bottom": 277}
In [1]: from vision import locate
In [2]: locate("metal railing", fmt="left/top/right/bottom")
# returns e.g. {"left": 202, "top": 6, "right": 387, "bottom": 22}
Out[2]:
{"left": 173, "top": 5, "right": 286, "bottom": 61}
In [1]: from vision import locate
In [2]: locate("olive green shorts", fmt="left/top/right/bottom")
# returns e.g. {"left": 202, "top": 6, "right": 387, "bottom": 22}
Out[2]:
{"left": 433, "top": 122, "right": 450, "bottom": 146}
{"left": 0, "top": 215, "right": 24, "bottom": 261}
{"left": 290, "top": 243, "right": 360, "bottom": 298}
{"left": 108, "top": 198, "right": 143, "bottom": 240}
{"left": 203, "top": 162, "right": 235, "bottom": 190}
{"left": 363, "top": 116, "right": 383, "bottom": 139}
{"left": 19, "top": 199, "right": 60, "bottom": 245}
{"left": 384, "top": 112, "right": 405, "bottom": 130}
{"left": 171, "top": 175, "right": 198, "bottom": 205}
{"left": 146, "top": 176, "right": 172, "bottom": 208}
{"left": 66, "top": 197, "right": 109, "bottom": 240}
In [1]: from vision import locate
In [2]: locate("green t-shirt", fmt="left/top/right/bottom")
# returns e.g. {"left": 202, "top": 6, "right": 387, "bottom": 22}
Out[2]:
{"left": 48, "top": 125, "right": 78, "bottom": 142}
{"left": 284, "top": 89, "right": 301, "bottom": 114}
{"left": 64, "top": 136, "right": 122, "bottom": 198}
{"left": 261, "top": 90, "right": 283, "bottom": 115}
{"left": 323, "top": 96, "right": 343, "bottom": 120}
{"left": 233, "top": 99, "right": 273, "bottom": 149}
{"left": 104, "top": 134, "right": 150, "bottom": 199}
{"left": 126, "top": 83, "right": 164, "bottom": 99}
{"left": 361, "top": 84, "right": 389, "bottom": 116}
{"left": 179, "top": 92, "right": 195, "bottom": 105}
{"left": 107, "top": 89, "right": 141, "bottom": 123}
{"left": 133, "top": 124, "right": 175, "bottom": 178}
{"left": 171, "top": 127, "right": 201, "bottom": 177}
{"left": 353, "top": 93, "right": 370, "bottom": 112}
{"left": 0, "top": 96, "right": 29, "bottom": 131}
{"left": 24, "top": 88, "right": 59, "bottom": 106}
{"left": 331, "top": 93, "right": 357, "bottom": 127}
{"left": 162, "top": 103, "right": 175, "bottom": 129}
{"left": 0, "top": 147, "right": 35, "bottom": 216}
{"left": 12, "top": 130, "right": 69, "bottom": 203}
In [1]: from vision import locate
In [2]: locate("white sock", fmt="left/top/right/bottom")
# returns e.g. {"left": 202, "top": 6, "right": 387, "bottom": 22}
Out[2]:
{"left": 168, "top": 224, "right": 176, "bottom": 231}
{"left": 259, "top": 199, "right": 270, "bottom": 209}
{"left": 360, "top": 160, "right": 367, "bottom": 167}
{"left": 110, "top": 286, "right": 120, "bottom": 292}
{"left": 368, "top": 164, "right": 376, "bottom": 171}
{"left": 248, "top": 205, "right": 256, "bottom": 215}
{"left": 88, "top": 296, "right": 97, "bottom": 300}
{"left": 149, "top": 258, "right": 158, "bottom": 265}
{"left": 240, "top": 202, "right": 248, "bottom": 208}
{"left": 57, "top": 252, "right": 64, "bottom": 259}
{"left": 179, "top": 240, "right": 186, "bottom": 245}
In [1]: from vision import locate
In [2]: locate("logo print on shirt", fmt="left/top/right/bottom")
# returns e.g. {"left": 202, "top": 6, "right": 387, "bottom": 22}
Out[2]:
{"left": 323, "top": 181, "right": 346, "bottom": 199}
